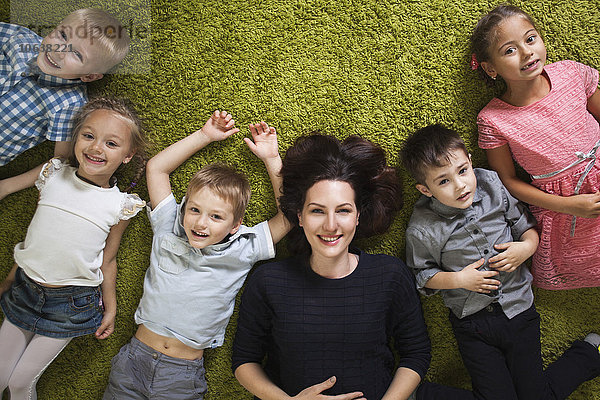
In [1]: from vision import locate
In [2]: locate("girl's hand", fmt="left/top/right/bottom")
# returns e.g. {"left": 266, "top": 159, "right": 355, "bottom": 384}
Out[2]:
{"left": 489, "top": 241, "right": 535, "bottom": 272}
{"left": 244, "top": 122, "right": 279, "bottom": 161}
{"left": 562, "top": 192, "right": 600, "bottom": 218}
{"left": 456, "top": 258, "right": 500, "bottom": 294}
{"left": 198, "top": 110, "right": 240, "bottom": 143}
{"left": 95, "top": 311, "right": 116, "bottom": 340}
{"left": 293, "top": 376, "right": 366, "bottom": 400}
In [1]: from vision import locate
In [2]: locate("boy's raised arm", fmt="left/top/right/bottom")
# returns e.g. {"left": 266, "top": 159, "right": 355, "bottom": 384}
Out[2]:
{"left": 146, "top": 110, "right": 239, "bottom": 207}
{"left": 244, "top": 122, "right": 290, "bottom": 245}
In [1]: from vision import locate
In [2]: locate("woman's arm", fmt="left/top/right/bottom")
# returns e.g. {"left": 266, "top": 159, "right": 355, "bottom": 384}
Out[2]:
{"left": 235, "top": 363, "right": 291, "bottom": 400}
{"left": 381, "top": 367, "right": 421, "bottom": 400}
{"left": 486, "top": 145, "right": 600, "bottom": 218}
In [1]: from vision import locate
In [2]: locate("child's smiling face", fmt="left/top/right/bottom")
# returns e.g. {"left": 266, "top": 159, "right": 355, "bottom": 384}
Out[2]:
{"left": 73, "top": 109, "right": 134, "bottom": 188}
{"left": 480, "top": 15, "right": 547, "bottom": 83}
{"left": 182, "top": 187, "right": 242, "bottom": 249}
{"left": 37, "top": 16, "right": 107, "bottom": 81}
{"left": 416, "top": 149, "right": 477, "bottom": 210}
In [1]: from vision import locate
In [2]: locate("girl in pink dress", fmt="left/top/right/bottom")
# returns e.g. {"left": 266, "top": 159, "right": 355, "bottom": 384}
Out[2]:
{"left": 471, "top": 5, "right": 600, "bottom": 290}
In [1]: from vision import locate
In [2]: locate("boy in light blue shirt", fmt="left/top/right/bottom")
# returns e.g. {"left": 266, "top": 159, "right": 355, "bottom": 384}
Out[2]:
{"left": 103, "top": 111, "right": 289, "bottom": 400}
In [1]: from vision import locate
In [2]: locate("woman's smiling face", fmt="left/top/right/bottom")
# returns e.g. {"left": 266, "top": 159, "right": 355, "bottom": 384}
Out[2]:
{"left": 298, "top": 180, "right": 359, "bottom": 261}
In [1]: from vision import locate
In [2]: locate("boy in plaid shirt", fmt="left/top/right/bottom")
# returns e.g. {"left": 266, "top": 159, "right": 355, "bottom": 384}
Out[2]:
{"left": 0, "top": 8, "right": 129, "bottom": 170}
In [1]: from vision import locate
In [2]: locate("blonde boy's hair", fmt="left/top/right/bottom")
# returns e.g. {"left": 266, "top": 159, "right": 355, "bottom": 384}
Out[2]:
{"left": 185, "top": 164, "right": 251, "bottom": 222}
{"left": 61, "top": 8, "right": 130, "bottom": 71}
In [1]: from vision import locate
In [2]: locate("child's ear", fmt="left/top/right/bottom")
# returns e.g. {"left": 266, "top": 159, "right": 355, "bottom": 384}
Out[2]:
{"left": 480, "top": 62, "right": 497, "bottom": 80}
{"left": 80, "top": 73, "right": 104, "bottom": 83}
{"left": 229, "top": 219, "right": 243, "bottom": 235}
{"left": 122, "top": 151, "right": 135, "bottom": 165}
{"left": 416, "top": 183, "right": 433, "bottom": 198}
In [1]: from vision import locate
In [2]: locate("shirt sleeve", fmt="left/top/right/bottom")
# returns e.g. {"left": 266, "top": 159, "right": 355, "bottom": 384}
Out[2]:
{"left": 388, "top": 259, "right": 432, "bottom": 379}
{"left": 46, "top": 101, "right": 84, "bottom": 142}
{"left": 148, "top": 193, "right": 178, "bottom": 235}
{"left": 245, "top": 220, "right": 276, "bottom": 264}
{"left": 571, "top": 60, "right": 599, "bottom": 98}
{"left": 0, "top": 23, "right": 19, "bottom": 45}
{"left": 500, "top": 184, "right": 537, "bottom": 239}
{"left": 231, "top": 267, "right": 272, "bottom": 372}
{"left": 34, "top": 157, "right": 65, "bottom": 191}
{"left": 119, "top": 193, "right": 146, "bottom": 221}
{"left": 477, "top": 112, "right": 508, "bottom": 150}
{"left": 405, "top": 226, "right": 443, "bottom": 296}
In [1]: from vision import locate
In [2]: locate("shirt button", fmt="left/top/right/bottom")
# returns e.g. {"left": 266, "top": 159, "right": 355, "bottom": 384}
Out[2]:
{"left": 473, "top": 229, "right": 479, "bottom": 234}
{"left": 486, "top": 305, "right": 494, "bottom": 312}
{"left": 484, "top": 250, "right": 489, "bottom": 254}
{"left": 152, "top": 353, "right": 159, "bottom": 360}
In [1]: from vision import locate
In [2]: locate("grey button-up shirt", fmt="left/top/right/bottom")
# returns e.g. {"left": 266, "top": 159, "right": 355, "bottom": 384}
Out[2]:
{"left": 405, "top": 168, "right": 537, "bottom": 319}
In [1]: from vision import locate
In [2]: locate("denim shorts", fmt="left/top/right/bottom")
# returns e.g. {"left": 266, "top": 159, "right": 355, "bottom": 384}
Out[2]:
{"left": 0, "top": 267, "right": 103, "bottom": 338}
{"left": 103, "top": 336, "right": 207, "bottom": 400}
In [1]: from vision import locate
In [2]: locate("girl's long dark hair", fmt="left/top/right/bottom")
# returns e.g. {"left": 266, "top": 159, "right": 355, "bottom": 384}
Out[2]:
{"left": 280, "top": 133, "right": 402, "bottom": 255}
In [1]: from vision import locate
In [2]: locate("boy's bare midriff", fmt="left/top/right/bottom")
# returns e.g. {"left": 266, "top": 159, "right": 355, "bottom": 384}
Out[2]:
{"left": 135, "top": 324, "right": 204, "bottom": 360}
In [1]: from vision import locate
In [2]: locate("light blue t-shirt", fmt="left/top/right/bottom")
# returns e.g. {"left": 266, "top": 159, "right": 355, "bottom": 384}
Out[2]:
{"left": 134, "top": 193, "right": 275, "bottom": 349}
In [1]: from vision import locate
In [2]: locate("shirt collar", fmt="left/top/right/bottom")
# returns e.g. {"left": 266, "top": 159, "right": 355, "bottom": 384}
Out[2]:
{"left": 24, "top": 58, "right": 83, "bottom": 87}
{"left": 428, "top": 188, "right": 483, "bottom": 219}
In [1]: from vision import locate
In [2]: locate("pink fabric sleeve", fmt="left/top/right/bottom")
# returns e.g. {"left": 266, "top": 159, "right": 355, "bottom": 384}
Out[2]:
{"left": 477, "top": 113, "right": 507, "bottom": 149}
{"left": 571, "top": 60, "right": 599, "bottom": 98}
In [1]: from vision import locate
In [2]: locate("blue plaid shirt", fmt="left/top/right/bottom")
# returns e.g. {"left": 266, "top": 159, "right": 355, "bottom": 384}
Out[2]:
{"left": 0, "top": 23, "right": 87, "bottom": 166}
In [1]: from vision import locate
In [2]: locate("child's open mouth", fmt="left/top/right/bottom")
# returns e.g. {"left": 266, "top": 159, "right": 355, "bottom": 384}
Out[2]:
{"left": 191, "top": 230, "right": 208, "bottom": 238}
{"left": 457, "top": 192, "right": 471, "bottom": 201}
{"left": 521, "top": 60, "right": 539, "bottom": 71}
{"left": 84, "top": 154, "right": 105, "bottom": 164}
{"left": 45, "top": 52, "right": 60, "bottom": 68}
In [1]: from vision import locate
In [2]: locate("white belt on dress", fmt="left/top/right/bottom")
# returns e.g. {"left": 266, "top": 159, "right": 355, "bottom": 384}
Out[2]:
{"left": 531, "top": 139, "right": 600, "bottom": 236}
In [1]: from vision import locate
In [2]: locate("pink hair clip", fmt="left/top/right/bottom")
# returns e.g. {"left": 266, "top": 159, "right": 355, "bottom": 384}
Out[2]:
{"left": 470, "top": 53, "right": 479, "bottom": 70}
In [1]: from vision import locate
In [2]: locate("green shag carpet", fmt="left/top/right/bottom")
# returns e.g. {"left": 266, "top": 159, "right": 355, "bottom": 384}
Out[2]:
{"left": 1, "top": 0, "right": 600, "bottom": 399}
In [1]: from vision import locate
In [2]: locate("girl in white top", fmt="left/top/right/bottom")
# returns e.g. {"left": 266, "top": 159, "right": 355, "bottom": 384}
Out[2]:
{"left": 0, "top": 97, "right": 146, "bottom": 400}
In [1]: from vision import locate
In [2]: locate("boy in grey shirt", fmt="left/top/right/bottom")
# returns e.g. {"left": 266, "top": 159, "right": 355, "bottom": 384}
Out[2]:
{"left": 401, "top": 124, "right": 600, "bottom": 400}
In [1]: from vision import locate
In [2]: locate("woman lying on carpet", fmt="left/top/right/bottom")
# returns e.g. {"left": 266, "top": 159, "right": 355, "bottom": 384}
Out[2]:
{"left": 231, "top": 133, "right": 430, "bottom": 399}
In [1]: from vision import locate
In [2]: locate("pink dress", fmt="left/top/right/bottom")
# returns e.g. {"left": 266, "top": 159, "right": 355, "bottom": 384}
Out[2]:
{"left": 478, "top": 60, "right": 600, "bottom": 290}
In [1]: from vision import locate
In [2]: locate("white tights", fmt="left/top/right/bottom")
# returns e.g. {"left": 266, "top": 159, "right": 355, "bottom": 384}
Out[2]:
{"left": 0, "top": 320, "right": 71, "bottom": 400}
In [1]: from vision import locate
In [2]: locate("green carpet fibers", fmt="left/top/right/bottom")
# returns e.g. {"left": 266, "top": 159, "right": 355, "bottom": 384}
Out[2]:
{"left": 1, "top": 0, "right": 600, "bottom": 398}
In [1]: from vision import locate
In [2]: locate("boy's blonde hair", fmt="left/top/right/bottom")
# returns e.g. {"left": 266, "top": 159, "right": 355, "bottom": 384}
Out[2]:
{"left": 185, "top": 164, "right": 251, "bottom": 222}
{"left": 61, "top": 8, "right": 130, "bottom": 71}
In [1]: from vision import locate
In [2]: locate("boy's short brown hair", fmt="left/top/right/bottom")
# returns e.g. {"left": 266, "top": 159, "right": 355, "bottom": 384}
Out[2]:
{"left": 400, "top": 124, "right": 469, "bottom": 185}
{"left": 185, "top": 164, "right": 251, "bottom": 222}
{"left": 61, "top": 8, "right": 130, "bottom": 71}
